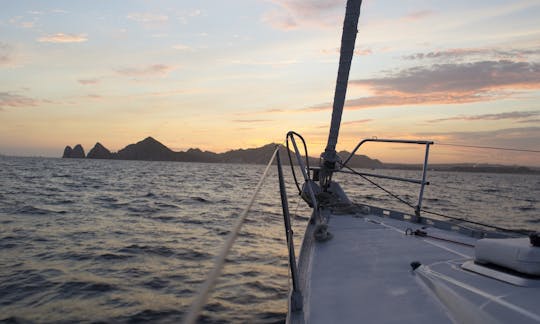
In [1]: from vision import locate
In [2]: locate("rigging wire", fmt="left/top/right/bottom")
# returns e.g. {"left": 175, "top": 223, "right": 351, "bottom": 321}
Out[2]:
{"left": 340, "top": 163, "right": 417, "bottom": 210}
{"left": 182, "top": 146, "right": 280, "bottom": 324}
{"left": 436, "top": 142, "right": 540, "bottom": 153}
{"left": 339, "top": 163, "right": 530, "bottom": 235}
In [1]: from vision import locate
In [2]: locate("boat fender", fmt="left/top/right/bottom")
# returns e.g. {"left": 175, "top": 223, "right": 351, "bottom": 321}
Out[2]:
{"left": 314, "top": 224, "right": 333, "bottom": 242}
{"left": 410, "top": 261, "right": 422, "bottom": 271}
{"left": 531, "top": 232, "right": 540, "bottom": 247}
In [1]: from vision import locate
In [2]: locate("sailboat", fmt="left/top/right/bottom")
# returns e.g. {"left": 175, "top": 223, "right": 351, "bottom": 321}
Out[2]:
{"left": 280, "top": 0, "right": 540, "bottom": 323}
{"left": 184, "top": 1, "right": 539, "bottom": 323}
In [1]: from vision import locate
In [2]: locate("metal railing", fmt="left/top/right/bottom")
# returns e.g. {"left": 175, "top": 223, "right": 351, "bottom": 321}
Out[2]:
{"left": 286, "top": 131, "right": 321, "bottom": 223}
{"left": 276, "top": 149, "right": 303, "bottom": 311}
{"left": 339, "top": 138, "right": 433, "bottom": 216}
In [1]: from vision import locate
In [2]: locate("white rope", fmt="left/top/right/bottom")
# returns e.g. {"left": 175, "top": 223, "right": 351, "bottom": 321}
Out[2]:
{"left": 183, "top": 146, "right": 280, "bottom": 324}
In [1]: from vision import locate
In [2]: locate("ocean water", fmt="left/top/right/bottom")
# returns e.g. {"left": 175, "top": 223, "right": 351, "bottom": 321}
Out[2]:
{"left": 0, "top": 156, "right": 538, "bottom": 323}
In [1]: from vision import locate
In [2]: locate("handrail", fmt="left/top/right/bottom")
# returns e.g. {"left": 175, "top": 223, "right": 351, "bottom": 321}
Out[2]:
{"left": 286, "top": 131, "right": 321, "bottom": 223}
{"left": 286, "top": 131, "right": 311, "bottom": 194}
{"left": 340, "top": 138, "right": 433, "bottom": 216}
{"left": 342, "top": 138, "right": 433, "bottom": 168}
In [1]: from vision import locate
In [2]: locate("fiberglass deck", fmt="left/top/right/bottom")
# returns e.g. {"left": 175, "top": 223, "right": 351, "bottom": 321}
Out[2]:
{"left": 294, "top": 211, "right": 540, "bottom": 324}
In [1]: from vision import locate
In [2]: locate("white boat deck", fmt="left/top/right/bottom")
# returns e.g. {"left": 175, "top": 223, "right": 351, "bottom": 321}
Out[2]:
{"left": 291, "top": 210, "right": 540, "bottom": 324}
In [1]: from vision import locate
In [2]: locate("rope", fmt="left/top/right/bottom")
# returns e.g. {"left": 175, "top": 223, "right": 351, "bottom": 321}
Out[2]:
{"left": 182, "top": 146, "right": 279, "bottom": 324}
{"left": 437, "top": 142, "right": 540, "bottom": 153}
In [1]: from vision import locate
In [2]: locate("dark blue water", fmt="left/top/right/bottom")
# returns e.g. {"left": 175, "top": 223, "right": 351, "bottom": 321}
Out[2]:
{"left": 0, "top": 156, "right": 538, "bottom": 323}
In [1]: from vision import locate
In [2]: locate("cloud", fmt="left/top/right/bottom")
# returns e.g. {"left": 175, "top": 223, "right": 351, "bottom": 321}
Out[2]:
{"left": 354, "top": 48, "right": 372, "bottom": 56}
{"left": 172, "top": 44, "right": 194, "bottom": 51}
{"left": 403, "top": 48, "right": 540, "bottom": 61}
{"left": 0, "top": 92, "right": 39, "bottom": 109}
{"left": 429, "top": 110, "right": 540, "bottom": 123}
{"left": 232, "top": 119, "right": 272, "bottom": 123}
{"left": 303, "top": 91, "right": 502, "bottom": 112}
{"left": 116, "top": 64, "right": 177, "bottom": 77}
{"left": 421, "top": 126, "right": 540, "bottom": 152}
{"left": 352, "top": 60, "right": 540, "bottom": 94}
{"left": 51, "top": 9, "right": 68, "bottom": 14}
{"left": 189, "top": 9, "right": 202, "bottom": 17}
{"left": 0, "top": 43, "right": 15, "bottom": 67}
{"left": 228, "top": 59, "right": 298, "bottom": 66}
{"left": 342, "top": 119, "right": 373, "bottom": 126}
{"left": 517, "top": 118, "right": 540, "bottom": 124}
{"left": 127, "top": 12, "right": 168, "bottom": 24}
{"left": 262, "top": 0, "right": 344, "bottom": 30}
{"left": 404, "top": 10, "right": 434, "bottom": 21}
{"left": 9, "top": 16, "right": 36, "bottom": 29}
{"left": 78, "top": 78, "right": 99, "bottom": 85}
{"left": 322, "top": 47, "right": 373, "bottom": 56}
{"left": 291, "top": 60, "right": 540, "bottom": 112}
{"left": 37, "top": 33, "right": 88, "bottom": 43}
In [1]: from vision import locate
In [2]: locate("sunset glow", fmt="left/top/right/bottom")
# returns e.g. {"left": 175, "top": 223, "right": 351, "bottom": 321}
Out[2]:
{"left": 1, "top": 0, "right": 539, "bottom": 165}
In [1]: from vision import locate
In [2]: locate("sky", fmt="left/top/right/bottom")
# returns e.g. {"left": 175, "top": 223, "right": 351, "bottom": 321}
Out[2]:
{"left": 1, "top": 0, "right": 539, "bottom": 166}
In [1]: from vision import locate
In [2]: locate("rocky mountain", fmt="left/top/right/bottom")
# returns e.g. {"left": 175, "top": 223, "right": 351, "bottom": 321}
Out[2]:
{"left": 61, "top": 137, "right": 383, "bottom": 168}
{"left": 220, "top": 143, "right": 282, "bottom": 164}
{"left": 63, "top": 144, "right": 85, "bottom": 158}
{"left": 62, "top": 146, "right": 72, "bottom": 158}
{"left": 116, "top": 137, "right": 176, "bottom": 161}
{"left": 87, "top": 142, "right": 113, "bottom": 159}
{"left": 337, "top": 150, "right": 383, "bottom": 169}
{"left": 176, "top": 148, "right": 219, "bottom": 163}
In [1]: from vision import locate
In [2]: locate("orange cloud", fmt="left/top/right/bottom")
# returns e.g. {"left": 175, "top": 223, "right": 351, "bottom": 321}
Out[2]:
{"left": 232, "top": 119, "right": 272, "bottom": 123}
{"left": 37, "top": 33, "right": 88, "bottom": 43}
{"left": 342, "top": 119, "right": 372, "bottom": 126}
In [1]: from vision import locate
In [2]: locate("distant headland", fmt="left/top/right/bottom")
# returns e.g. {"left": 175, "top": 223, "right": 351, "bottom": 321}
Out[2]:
{"left": 62, "top": 136, "right": 539, "bottom": 174}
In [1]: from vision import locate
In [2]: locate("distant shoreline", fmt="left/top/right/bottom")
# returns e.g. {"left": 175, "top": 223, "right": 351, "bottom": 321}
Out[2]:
{"left": 2, "top": 155, "right": 538, "bottom": 175}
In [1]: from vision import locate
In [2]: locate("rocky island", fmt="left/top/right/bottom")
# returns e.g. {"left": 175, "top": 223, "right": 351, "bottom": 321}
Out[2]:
{"left": 61, "top": 137, "right": 538, "bottom": 174}
{"left": 62, "top": 144, "right": 86, "bottom": 158}
{"left": 61, "top": 136, "right": 383, "bottom": 168}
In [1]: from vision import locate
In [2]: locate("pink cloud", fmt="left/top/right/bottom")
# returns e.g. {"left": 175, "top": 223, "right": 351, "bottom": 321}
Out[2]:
{"left": 78, "top": 78, "right": 99, "bottom": 85}
{"left": 262, "top": 0, "right": 344, "bottom": 30}
{"left": 404, "top": 10, "right": 434, "bottom": 21}
{"left": 429, "top": 111, "right": 540, "bottom": 123}
{"left": 116, "top": 64, "right": 177, "bottom": 77}
{"left": 0, "top": 92, "right": 40, "bottom": 109}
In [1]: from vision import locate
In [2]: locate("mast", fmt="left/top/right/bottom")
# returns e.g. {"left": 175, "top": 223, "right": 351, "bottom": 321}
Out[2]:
{"left": 321, "top": 0, "right": 363, "bottom": 174}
